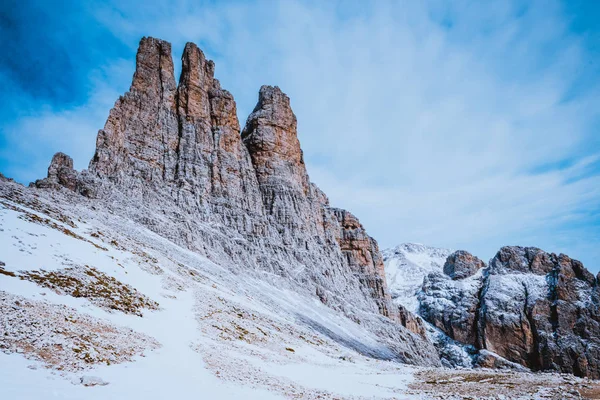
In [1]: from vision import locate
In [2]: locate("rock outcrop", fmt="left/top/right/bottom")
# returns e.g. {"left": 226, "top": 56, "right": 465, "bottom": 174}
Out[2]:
{"left": 418, "top": 246, "right": 600, "bottom": 378}
{"left": 443, "top": 250, "right": 485, "bottom": 280}
{"left": 32, "top": 152, "right": 98, "bottom": 197}
{"left": 332, "top": 208, "right": 392, "bottom": 317}
{"left": 419, "top": 267, "right": 482, "bottom": 347}
{"left": 19, "top": 36, "right": 439, "bottom": 367}
{"left": 396, "top": 304, "right": 427, "bottom": 338}
{"left": 33, "top": 153, "right": 77, "bottom": 190}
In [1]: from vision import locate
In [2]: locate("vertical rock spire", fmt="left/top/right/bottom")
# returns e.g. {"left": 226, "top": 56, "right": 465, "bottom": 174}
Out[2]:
{"left": 242, "top": 85, "right": 310, "bottom": 195}
{"left": 241, "top": 86, "right": 318, "bottom": 239}
{"left": 89, "top": 37, "right": 179, "bottom": 182}
{"left": 174, "top": 42, "right": 263, "bottom": 217}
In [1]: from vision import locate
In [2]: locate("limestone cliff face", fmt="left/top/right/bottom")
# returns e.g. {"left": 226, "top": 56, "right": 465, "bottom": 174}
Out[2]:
{"left": 90, "top": 37, "right": 179, "bottom": 183}
{"left": 242, "top": 85, "right": 329, "bottom": 245}
{"left": 175, "top": 43, "right": 264, "bottom": 220}
{"left": 28, "top": 36, "right": 439, "bottom": 366}
{"left": 332, "top": 208, "right": 392, "bottom": 318}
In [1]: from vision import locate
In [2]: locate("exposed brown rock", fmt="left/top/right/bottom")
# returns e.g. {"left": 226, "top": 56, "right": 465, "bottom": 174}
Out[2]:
{"left": 484, "top": 247, "right": 600, "bottom": 378}
{"left": 443, "top": 250, "right": 485, "bottom": 280}
{"left": 397, "top": 304, "right": 427, "bottom": 338}
{"left": 89, "top": 37, "right": 179, "bottom": 182}
{"left": 332, "top": 208, "right": 393, "bottom": 317}
{"left": 419, "top": 245, "right": 600, "bottom": 378}
{"left": 241, "top": 85, "right": 323, "bottom": 243}
{"left": 174, "top": 42, "right": 264, "bottom": 223}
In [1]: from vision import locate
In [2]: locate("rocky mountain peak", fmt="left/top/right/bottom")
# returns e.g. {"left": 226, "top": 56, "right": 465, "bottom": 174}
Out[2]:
{"left": 415, "top": 244, "right": 600, "bottom": 378}
{"left": 20, "top": 36, "right": 439, "bottom": 367}
{"left": 177, "top": 41, "right": 215, "bottom": 120}
{"left": 131, "top": 37, "right": 177, "bottom": 100}
{"left": 443, "top": 250, "right": 485, "bottom": 280}
{"left": 242, "top": 85, "right": 309, "bottom": 196}
{"left": 89, "top": 36, "right": 179, "bottom": 182}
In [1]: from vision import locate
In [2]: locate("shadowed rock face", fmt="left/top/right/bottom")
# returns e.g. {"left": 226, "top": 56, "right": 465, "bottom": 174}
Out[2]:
{"left": 419, "top": 246, "right": 600, "bottom": 378}
{"left": 25, "top": 36, "right": 440, "bottom": 367}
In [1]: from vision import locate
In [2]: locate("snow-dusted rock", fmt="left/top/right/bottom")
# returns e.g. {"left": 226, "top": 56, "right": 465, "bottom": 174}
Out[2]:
{"left": 443, "top": 250, "right": 485, "bottom": 280}
{"left": 33, "top": 153, "right": 79, "bottom": 192}
{"left": 74, "top": 376, "right": 109, "bottom": 387}
{"left": 411, "top": 244, "right": 600, "bottom": 378}
{"left": 418, "top": 269, "right": 482, "bottom": 347}
{"left": 3, "top": 36, "right": 440, "bottom": 367}
{"left": 482, "top": 246, "right": 600, "bottom": 378}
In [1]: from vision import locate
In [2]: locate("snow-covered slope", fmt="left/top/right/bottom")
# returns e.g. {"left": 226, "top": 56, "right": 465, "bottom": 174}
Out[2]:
{"left": 2, "top": 188, "right": 599, "bottom": 399}
{"left": 0, "top": 187, "right": 425, "bottom": 399}
{"left": 382, "top": 243, "right": 452, "bottom": 312}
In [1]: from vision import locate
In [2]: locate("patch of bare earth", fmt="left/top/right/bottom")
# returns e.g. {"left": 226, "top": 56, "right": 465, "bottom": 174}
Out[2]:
{"left": 0, "top": 291, "right": 160, "bottom": 371}
{"left": 409, "top": 368, "right": 600, "bottom": 399}
{"left": 17, "top": 265, "right": 159, "bottom": 316}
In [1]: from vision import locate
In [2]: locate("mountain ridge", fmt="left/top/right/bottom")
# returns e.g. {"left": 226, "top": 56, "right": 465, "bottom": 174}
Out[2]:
{"left": 2, "top": 35, "right": 600, "bottom": 398}
{"left": 383, "top": 242, "right": 600, "bottom": 379}
{"left": 21, "top": 36, "right": 438, "bottom": 366}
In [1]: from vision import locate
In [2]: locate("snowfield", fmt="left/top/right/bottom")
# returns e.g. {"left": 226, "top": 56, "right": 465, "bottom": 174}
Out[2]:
{"left": 0, "top": 197, "right": 419, "bottom": 399}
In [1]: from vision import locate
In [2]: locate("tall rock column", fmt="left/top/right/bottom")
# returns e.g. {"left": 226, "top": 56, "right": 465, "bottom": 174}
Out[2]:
{"left": 241, "top": 86, "right": 324, "bottom": 243}
{"left": 89, "top": 37, "right": 179, "bottom": 183}
{"left": 174, "top": 42, "right": 264, "bottom": 223}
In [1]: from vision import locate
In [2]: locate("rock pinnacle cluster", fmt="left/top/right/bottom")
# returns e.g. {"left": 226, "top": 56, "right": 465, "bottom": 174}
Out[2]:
{"left": 28, "top": 37, "right": 439, "bottom": 366}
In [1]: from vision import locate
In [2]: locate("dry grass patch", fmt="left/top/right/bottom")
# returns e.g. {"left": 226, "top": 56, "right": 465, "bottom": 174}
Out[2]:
{"left": 18, "top": 265, "right": 159, "bottom": 316}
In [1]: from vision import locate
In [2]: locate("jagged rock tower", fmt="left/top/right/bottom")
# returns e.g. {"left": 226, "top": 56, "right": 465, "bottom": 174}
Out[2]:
{"left": 32, "top": 37, "right": 438, "bottom": 365}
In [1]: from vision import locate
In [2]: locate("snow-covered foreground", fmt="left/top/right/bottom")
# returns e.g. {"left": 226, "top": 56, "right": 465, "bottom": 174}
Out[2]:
{"left": 3, "top": 198, "right": 600, "bottom": 400}
{"left": 0, "top": 198, "right": 420, "bottom": 399}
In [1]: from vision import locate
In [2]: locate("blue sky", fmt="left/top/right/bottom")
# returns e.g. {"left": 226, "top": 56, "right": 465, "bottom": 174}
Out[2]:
{"left": 1, "top": 0, "right": 600, "bottom": 271}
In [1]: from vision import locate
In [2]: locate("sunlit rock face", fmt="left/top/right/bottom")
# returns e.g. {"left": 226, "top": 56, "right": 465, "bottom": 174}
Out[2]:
{"left": 25, "top": 36, "right": 440, "bottom": 367}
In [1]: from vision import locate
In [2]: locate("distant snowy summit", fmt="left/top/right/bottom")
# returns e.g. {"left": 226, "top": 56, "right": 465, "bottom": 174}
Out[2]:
{"left": 382, "top": 243, "right": 452, "bottom": 312}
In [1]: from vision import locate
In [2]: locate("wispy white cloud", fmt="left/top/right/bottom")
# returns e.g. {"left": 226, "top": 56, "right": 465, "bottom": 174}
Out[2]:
{"left": 3, "top": 0, "right": 599, "bottom": 270}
